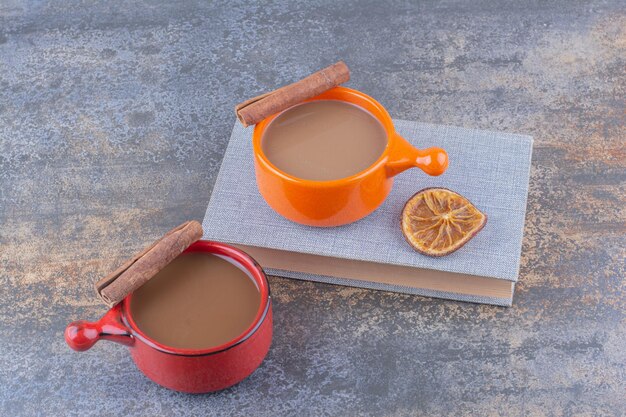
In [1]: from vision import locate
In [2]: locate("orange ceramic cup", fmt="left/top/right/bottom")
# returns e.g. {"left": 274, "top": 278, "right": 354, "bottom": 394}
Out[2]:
{"left": 252, "top": 86, "right": 448, "bottom": 227}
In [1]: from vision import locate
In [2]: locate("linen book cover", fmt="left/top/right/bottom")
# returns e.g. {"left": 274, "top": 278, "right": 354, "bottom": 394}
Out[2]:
{"left": 202, "top": 120, "right": 533, "bottom": 306}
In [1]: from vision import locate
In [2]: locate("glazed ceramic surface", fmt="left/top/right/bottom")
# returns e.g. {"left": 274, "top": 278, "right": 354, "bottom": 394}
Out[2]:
{"left": 252, "top": 86, "right": 448, "bottom": 227}
{"left": 65, "top": 240, "right": 272, "bottom": 393}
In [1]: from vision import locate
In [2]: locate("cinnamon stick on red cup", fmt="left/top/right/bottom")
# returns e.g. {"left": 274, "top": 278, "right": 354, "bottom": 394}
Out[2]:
{"left": 95, "top": 221, "right": 203, "bottom": 307}
{"left": 235, "top": 61, "right": 350, "bottom": 127}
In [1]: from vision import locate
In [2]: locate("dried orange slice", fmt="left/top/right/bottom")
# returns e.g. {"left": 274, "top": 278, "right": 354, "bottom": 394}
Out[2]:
{"left": 401, "top": 188, "right": 487, "bottom": 257}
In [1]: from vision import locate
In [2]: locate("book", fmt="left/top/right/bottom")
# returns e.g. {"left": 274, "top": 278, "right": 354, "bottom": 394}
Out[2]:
{"left": 202, "top": 120, "right": 533, "bottom": 306}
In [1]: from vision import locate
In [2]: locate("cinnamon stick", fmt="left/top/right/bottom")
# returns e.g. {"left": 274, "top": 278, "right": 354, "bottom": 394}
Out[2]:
{"left": 235, "top": 61, "right": 350, "bottom": 127}
{"left": 95, "top": 220, "right": 203, "bottom": 307}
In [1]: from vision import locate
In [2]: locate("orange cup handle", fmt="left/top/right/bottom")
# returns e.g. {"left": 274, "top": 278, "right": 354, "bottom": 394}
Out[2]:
{"left": 385, "top": 134, "right": 448, "bottom": 177}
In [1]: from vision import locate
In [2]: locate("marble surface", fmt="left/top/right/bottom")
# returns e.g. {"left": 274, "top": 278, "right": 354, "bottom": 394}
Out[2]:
{"left": 1, "top": 1, "right": 624, "bottom": 416}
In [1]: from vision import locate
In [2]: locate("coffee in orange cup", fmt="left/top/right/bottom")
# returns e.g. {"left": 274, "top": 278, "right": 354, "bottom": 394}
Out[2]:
{"left": 252, "top": 86, "right": 448, "bottom": 227}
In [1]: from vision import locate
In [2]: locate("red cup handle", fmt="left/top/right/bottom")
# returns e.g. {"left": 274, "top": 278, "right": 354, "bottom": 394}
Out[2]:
{"left": 65, "top": 304, "right": 134, "bottom": 351}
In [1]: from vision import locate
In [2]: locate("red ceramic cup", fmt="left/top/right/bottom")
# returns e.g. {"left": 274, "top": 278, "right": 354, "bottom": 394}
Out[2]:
{"left": 65, "top": 240, "right": 272, "bottom": 393}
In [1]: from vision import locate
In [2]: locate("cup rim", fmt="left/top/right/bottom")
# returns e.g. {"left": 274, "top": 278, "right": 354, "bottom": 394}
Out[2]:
{"left": 121, "top": 239, "right": 271, "bottom": 357}
{"left": 252, "top": 86, "right": 396, "bottom": 187}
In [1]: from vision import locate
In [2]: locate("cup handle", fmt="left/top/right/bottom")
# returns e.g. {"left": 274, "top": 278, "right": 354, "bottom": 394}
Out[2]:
{"left": 65, "top": 304, "right": 134, "bottom": 351}
{"left": 386, "top": 134, "right": 448, "bottom": 177}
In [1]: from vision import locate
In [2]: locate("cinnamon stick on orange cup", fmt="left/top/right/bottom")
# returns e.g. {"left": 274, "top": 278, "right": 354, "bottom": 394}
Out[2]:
{"left": 235, "top": 61, "right": 350, "bottom": 127}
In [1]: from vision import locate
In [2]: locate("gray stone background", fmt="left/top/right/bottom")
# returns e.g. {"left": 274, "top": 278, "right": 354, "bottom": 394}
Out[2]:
{"left": 1, "top": 1, "right": 624, "bottom": 416}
